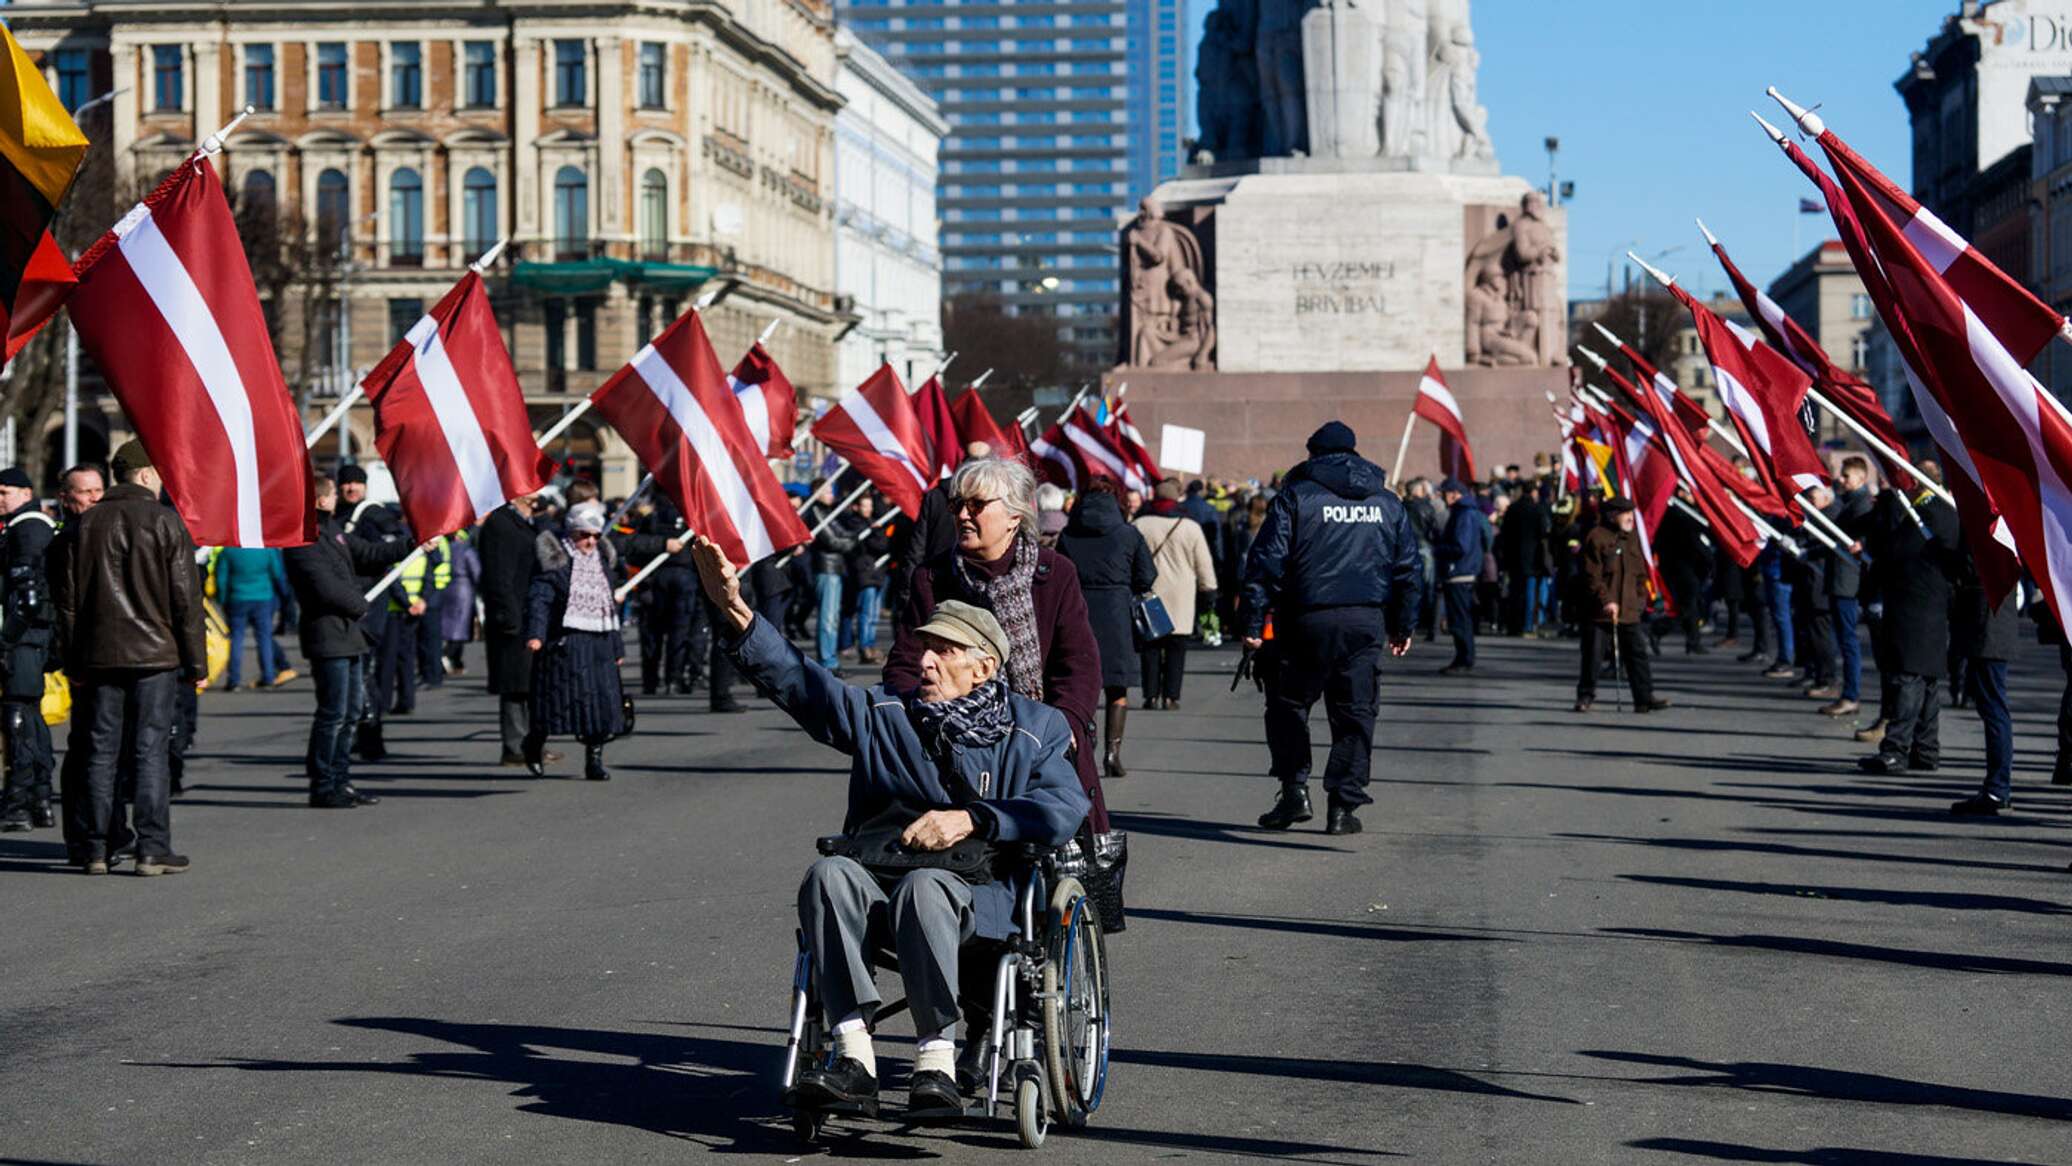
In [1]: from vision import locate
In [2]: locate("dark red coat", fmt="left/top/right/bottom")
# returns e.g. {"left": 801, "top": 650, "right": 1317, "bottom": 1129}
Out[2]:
{"left": 885, "top": 543, "right": 1110, "bottom": 831}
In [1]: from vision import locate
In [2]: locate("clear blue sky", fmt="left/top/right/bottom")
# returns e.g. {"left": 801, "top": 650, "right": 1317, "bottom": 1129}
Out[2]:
{"left": 1185, "top": 0, "right": 1963, "bottom": 297}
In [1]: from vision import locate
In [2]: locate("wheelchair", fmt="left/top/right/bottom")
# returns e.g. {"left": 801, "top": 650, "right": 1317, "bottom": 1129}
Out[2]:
{"left": 779, "top": 839, "right": 1112, "bottom": 1148}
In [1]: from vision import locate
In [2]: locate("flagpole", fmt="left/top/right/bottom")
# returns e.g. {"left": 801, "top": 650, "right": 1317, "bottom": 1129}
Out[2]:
{"left": 534, "top": 399, "right": 594, "bottom": 447}
{"left": 606, "top": 473, "right": 654, "bottom": 530}
{"left": 304, "top": 387, "right": 364, "bottom": 448}
{"left": 757, "top": 318, "right": 782, "bottom": 346}
{"left": 468, "top": 237, "right": 509, "bottom": 274}
{"left": 364, "top": 541, "right": 432, "bottom": 604}
{"left": 615, "top": 551, "right": 673, "bottom": 603}
{"left": 1389, "top": 411, "right": 1418, "bottom": 486}
{"left": 1802, "top": 388, "right": 1953, "bottom": 506}
{"left": 807, "top": 478, "right": 874, "bottom": 539}
{"left": 969, "top": 368, "right": 995, "bottom": 391}
{"left": 196, "top": 105, "right": 255, "bottom": 161}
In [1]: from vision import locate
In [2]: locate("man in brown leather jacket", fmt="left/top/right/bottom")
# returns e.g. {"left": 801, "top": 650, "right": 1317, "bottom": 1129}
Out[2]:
{"left": 50, "top": 440, "right": 207, "bottom": 875}
{"left": 1575, "top": 496, "right": 1670, "bottom": 714}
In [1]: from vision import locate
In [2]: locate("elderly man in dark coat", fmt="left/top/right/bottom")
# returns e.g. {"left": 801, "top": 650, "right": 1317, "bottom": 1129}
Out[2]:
{"left": 1859, "top": 469, "right": 1962, "bottom": 775}
{"left": 1575, "top": 496, "right": 1669, "bottom": 713}
{"left": 691, "top": 536, "right": 1088, "bottom": 1123}
{"left": 478, "top": 492, "right": 554, "bottom": 767}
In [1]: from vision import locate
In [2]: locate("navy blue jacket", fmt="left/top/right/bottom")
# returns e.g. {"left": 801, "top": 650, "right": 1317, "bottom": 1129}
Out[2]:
{"left": 1434, "top": 502, "right": 1492, "bottom": 581}
{"left": 728, "top": 614, "right": 1090, "bottom": 939}
{"left": 1240, "top": 451, "right": 1420, "bottom": 637}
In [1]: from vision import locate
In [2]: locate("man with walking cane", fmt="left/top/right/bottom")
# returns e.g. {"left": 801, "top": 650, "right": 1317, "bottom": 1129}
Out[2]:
{"left": 1575, "top": 496, "right": 1669, "bottom": 714}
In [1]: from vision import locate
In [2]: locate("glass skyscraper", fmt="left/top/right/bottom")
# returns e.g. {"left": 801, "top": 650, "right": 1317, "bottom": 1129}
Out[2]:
{"left": 840, "top": 0, "right": 1190, "bottom": 376}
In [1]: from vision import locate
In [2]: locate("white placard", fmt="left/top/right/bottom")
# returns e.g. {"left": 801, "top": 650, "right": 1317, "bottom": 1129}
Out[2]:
{"left": 1160, "top": 424, "right": 1205, "bottom": 475}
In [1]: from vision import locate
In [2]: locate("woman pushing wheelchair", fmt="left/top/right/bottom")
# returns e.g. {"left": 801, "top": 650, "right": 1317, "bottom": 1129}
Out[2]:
{"left": 690, "top": 534, "right": 1091, "bottom": 1127}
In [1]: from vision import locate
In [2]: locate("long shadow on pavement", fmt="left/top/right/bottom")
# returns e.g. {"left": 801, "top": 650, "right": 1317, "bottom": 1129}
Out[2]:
{"left": 1112, "top": 1048, "right": 1579, "bottom": 1105}
{"left": 1628, "top": 1137, "right": 2018, "bottom": 1164}
{"left": 1599, "top": 926, "right": 2072, "bottom": 978}
{"left": 1110, "top": 810, "right": 1349, "bottom": 852}
{"left": 1585, "top": 1050, "right": 2072, "bottom": 1121}
{"left": 1128, "top": 906, "right": 1502, "bottom": 945}
{"left": 1559, "top": 832, "right": 2071, "bottom": 875}
{"left": 1617, "top": 874, "right": 2072, "bottom": 916}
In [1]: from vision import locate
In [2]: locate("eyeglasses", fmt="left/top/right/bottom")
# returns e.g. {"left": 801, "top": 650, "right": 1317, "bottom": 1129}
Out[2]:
{"left": 956, "top": 496, "right": 1001, "bottom": 518}
{"left": 570, "top": 530, "right": 600, "bottom": 541}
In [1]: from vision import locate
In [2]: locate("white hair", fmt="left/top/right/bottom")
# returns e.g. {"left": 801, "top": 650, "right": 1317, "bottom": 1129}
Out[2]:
{"left": 949, "top": 456, "right": 1039, "bottom": 538}
{"left": 1035, "top": 483, "right": 1067, "bottom": 513}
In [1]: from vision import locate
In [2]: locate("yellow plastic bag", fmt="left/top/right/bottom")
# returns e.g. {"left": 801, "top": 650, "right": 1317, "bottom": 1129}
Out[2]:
{"left": 40, "top": 670, "right": 68, "bottom": 726}
{"left": 204, "top": 598, "right": 230, "bottom": 687}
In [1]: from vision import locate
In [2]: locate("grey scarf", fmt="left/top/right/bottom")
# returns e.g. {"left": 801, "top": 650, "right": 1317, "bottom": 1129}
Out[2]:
{"left": 952, "top": 534, "right": 1044, "bottom": 700}
{"left": 909, "top": 679, "right": 1012, "bottom": 753}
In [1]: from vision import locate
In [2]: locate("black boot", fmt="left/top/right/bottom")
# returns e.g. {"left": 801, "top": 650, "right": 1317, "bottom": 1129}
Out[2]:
{"left": 1103, "top": 704, "right": 1127, "bottom": 779}
{"left": 584, "top": 743, "right": 610, "bottom": 782}
{"left": 1257, "top": 781, "right": 1313, "bottom": 830}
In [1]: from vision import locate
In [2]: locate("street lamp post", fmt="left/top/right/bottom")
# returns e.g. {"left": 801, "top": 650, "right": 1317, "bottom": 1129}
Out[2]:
{"left": 62, "top": 86, "right": 128, "bottom": 472}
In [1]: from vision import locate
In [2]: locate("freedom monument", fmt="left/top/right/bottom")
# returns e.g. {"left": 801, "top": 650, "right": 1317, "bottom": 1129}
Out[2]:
{"left": 1111, "top": 0, "right": 1570, "bottom": 480}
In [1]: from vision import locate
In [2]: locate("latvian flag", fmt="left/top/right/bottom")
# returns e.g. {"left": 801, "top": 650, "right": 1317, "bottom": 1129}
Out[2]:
{"left": 811, "top": 363, "right": 933, "bottom": 517}
{"left": 728, "top": 341, "right": 797, "bottom": 460}
{"left": 1415, "top": 357, "right": 1476, "bottom": 483}
{"left": 1109, "top": 401, "right": 1162, "bottom": 485}
{"left": 950, "top": 387, "right": 1018, "bottom": 458}
{"left": 366, "top": 270, "right": 552, "bottom": 540}
{"left": 590, "top": 310, "right": 809, "bottom": 567}
{"left": 69, "top": 156, "right": 313, "bottom": 546}
{"left": 912, "top": 371, "right": 963, "bottom": 479}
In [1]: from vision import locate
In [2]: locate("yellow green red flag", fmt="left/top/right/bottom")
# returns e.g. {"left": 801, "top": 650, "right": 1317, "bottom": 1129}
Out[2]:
{"left": 0, "top": 24, "right": 87, "bottom": 355}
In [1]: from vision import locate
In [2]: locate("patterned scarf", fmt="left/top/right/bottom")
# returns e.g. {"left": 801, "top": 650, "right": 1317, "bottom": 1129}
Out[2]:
{"left": 562, "top": 542, "right": 618, "bottom": 633}
{"left": 909, "top": 679, "right": 1012, "bottom": 752}
{"left": 952, "top": 534, "right": 1044, "bottom": 700}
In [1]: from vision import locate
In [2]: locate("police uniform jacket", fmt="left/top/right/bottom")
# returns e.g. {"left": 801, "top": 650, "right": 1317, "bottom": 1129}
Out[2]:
{"left": 1239, "top": 450, "right": 1419, "bottom": 638}
{"left": 0, "top": 499, "right": 55, "bottom": 698}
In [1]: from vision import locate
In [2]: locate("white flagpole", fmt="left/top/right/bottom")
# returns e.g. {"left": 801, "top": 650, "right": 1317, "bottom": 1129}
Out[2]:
{"left": 196, "top": 105, "right": 254, "bottom": 160}
{"left": 304, "top": 388, "right": 363, "bottom": 448}
{"left": 615, "top": 551, "right": 672, "bottom": 603}
{"left": 363, "top": 541, "right": 432, "bottom": 604}
{"left": 807, "top": 478, "right": 874, "bottom": 539}
{"left": 469, "top": 237, "right": 509, "bottom": 274}
{"left": 606, "top": 473, "right": 654, "bottom": 530}
{"left": 968, "top": 368, "right": 995, "bottom": 391}
{"left": 534, "top": 399, "right": 594, "bottom": 447}
{"left": 757, "top": 318, "right": 782, "bottom": 346}
{"left": 1389, "top": 411, "right": 1418, "bottom": 486}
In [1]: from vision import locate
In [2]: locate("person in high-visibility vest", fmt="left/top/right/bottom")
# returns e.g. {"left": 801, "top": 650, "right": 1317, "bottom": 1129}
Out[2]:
{"left": 373, "top": 534, "right": 446, "bottom": 719}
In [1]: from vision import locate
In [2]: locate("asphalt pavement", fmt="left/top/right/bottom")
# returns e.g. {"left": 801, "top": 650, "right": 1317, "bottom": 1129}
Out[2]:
{"left": 2, "top": 627, "right": 2068, "bottom": 1165}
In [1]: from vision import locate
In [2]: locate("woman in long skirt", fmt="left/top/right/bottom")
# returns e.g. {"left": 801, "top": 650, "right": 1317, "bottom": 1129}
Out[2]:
{"left": 523, "top": 501, "right": 626, "bottom": 780}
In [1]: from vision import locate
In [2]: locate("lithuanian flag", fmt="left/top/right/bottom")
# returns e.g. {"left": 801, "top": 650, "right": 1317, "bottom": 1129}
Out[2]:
{"left": 0, "top": 24, "right": 86, "bottom": 358}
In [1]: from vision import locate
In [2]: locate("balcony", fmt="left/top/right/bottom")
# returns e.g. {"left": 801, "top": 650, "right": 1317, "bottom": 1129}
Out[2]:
{"left": 704, "top": 131, "right": 754, "bottom": 180}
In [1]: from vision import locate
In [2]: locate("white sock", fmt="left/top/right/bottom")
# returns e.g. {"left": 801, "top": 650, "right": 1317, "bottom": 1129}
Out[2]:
{"left": 915, "top": 1033, "right": 956, "bottom": 1077}
{"left": 833, "top": 1013, "right": 876, "bottom": 1078}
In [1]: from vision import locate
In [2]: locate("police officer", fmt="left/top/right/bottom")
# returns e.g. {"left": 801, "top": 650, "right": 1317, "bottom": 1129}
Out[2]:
{"left": 337, "top": 465, "right": 407, "bottom": 759}
{"left": 0, "top": 468, "right": 56, "bottom": 832}
{"left": 376, "top": 533, "right": 444, "bottom": 717}
{"left": 1242, "top": 422, "right": 1420, "bottom": 835}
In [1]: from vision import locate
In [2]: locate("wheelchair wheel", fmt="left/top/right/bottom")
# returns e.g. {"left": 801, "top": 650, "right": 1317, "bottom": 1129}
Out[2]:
{"left": 1040, "top": 877, "right": 1111, "bottom": 1129}
{"left": 1015, "top": 1076, "right": 1048, "bottom": 1149}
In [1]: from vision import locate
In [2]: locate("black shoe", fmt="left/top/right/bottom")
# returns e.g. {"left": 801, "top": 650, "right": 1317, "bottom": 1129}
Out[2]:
{"left": 31, "top": 802, "right": 54, "bottom": 828}
{"left": 500, "top": 751, "right": 528, "bottom": 768}
{"left": 786, "top": 1057, "right": 879, "bottom": 1116}
{"left": 134, "top": 852, "right": 191, "bottom": 876}
{"left": 906, "top": 1069, "right": 963, "bottom": 1121}
{"left": 1257, "top": 783, "right": 1313, "bottom": 830}
{"left": 1638, "top": 697, "right": 1672, "bottom": 713}
{"left": 585, "top": 746, "right": 610, "bottom": 782}
{"left": 641, "top": 683, "right": 660, "bottom": 696}
{"left": 342, "top": 783, "right": 381, "bottom": 806}
{"left": 1950, "top": 794, "right": 2007, "bottom": 816}
{"left": 1573, "top": 698, "right": 1593, "bottom": 713}
{"left": 1325, "top": 806, "right": 1362, "bottom": 835}
{"left": 523, "top": 738, "right": 546, "bottom": 778}
{"left": 2055, "top": 765, "right": 2072, "bottom": 787}
{"left": 308, "top": 789, "right": 358, "bottom": 809}
{"left": 1438, "top": 663, "right": 1474, "bottom": 676}
{"left": 1908, "top": 758, "right": 1939, "bottom": 773}
{"left": 709, "top": 695, "right": 747, "bottom": 714}
{"left": 1857, "top": 753, "right": 1908, "bottom": 775}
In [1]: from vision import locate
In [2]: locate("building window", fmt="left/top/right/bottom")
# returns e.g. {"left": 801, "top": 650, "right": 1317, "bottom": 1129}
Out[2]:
{"left": 388, "top": 297, "right": 425, "bottom": 342}
{"left": 54, "top": 49, "right": 90, "bottom": 112}
{"left": 464, "top": 42, "right": 497, "bottom": 107}
{"left": 390, "top": 43, "right": 422, "bottom": 108}
{"left": 389, "top": 168, "right": 424, "bottom": 265}
{"left": 239, "top": 169, "right": 277, "bottom": 218}
{"left": 243, "top": 44, "right": 275, "bottom": 111}
{"left": 544, "top": 299, "right": 566, "bottom": 383}
{"left": 1851, "top": 333, "right": 1869, "bottom": 370}
{"left": 317, "top": 43, "right": 348, "bottom": 110}
{"left": 1850, "top": 293, "right": 1873, "bottom": 319}
{"left": 152, "top": 45, "right": 183, "bottom": 112}
{"left": 554, "top": 40, "right": 586, "bottom": 107}
{"left": 462, "top": 166, "right": 497, "bottom": 255}
{"left": 315, "top": 168, "right": 350, "bottom": 242}
{"left": 575, "top": 299, "right": 598, "bottom": 370}
{"left": 638, "top": 42, "right": 666, "bottom": 109}
{"left": 639, "top": 168, "right": 668, "bottom": 258}
{"left": 553, "top": 165, "right": 588, "bottom": 259}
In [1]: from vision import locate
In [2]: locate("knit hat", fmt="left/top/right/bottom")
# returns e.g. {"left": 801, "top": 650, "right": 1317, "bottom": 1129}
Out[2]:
{"left": 1306, "top": 421, "right": 1358, "bottom": 456}
{"left": 336, "top": 464, "right": 368, "bottom": 486}
{"left": 1439, "top": 477, "right": 1469, "bottom": 496}
{"left": 0, "top": 467, "right": 31, "bottom": 489}
{"left": 917, "top": 599, "right": 1012, "bottom": 666}
{"left": 1602, "top": 495, "right": 1636, "bottom": 514}
{"left": 112, "top": 438, "right": 152, "bottom": 473}
{"left": 567, "top": 500, "right": 608, "bottom": 534}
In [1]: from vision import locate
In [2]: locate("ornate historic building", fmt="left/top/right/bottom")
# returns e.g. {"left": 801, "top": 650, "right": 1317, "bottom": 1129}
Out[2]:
{"left": 12, "top": 0, "right": 849, "bottom": 493}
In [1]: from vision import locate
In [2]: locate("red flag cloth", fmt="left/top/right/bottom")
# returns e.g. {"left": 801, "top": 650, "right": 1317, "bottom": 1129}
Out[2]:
{"left": 1414, "top": 357, "right": 1476, "bottom": 482}
{"left": 68, "top": 157, "right": 313, "bottom": 547}
{"left": 727, "top": 342, "right": 797, "bottom": 460}
{"left": 810, "top": 363, "right": 933, "bottom": 517}
{"left": 1030, "top": 418, "right": 1080, "bottom": 490}
{"left": 1709, "top": 234, "right": 1913, "bottom": 488}
{"left": 1808, "top": 123, "right": 2072, "bottom": 625}
{"left": 589, "top": 310, "right": 810, "bottom": 567}
{"left": 1108, "top": 401, "right": 1163, "bottom": 485}
{"left": 1611, "top": 342, "right": 1713, "bottom": 441}
{"left": 948, "top": 388, "right": 1013, "bottom": 457}
{"left": 4, "top": 231, "right": 71, "bottom": 361}
{"left": 1593, "top": 400, "right": 1679, "bottom": 609}
{"left": 911, "top": 373, "right": 962, "bottom": 479}
{"left": 1773, "top": 128, "right": 2021, "bottom": 598}
{"left": 1063, "top": 404, "right": 1147, "bottom": 490}
{"left": 366, "top": 270, "right": 551, "bottom": 541}
{"left": 1668, "top": 283, "right": 1829, "bottom": 499}
{"left": 1625, "top": 366, "right": 1764, "bottom": 568}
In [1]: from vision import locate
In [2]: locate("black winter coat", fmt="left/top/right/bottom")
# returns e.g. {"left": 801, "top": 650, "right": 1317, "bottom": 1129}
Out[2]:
{"left": 1056, "top": 492, "right": 1156, "bottom": 688}
{"left": 805, "top": 500, "right": 859, "bottom": 575}
{"left": 0, "top": 502, "right": 54, "bottom": 697}
{"left": 478, "top": 503, "right": 542, "bottom": 695}
{"left": 1826, "top": 487, "right": 1875, "bottom": 598}
{"left": 1950, "top": 547, "right": 2020, "bottom": 662}
{"left": 1495, "top": 497, "right": 1551, "bottom": 576}
{"left": 1240, "top": 450, "right": 1420, "bottom": 637}
{"left": 285, "top": 514, "right": 414, "bottom": 659}
{"left": 1867, "top": 489, "right": 1962, "bottom": 676}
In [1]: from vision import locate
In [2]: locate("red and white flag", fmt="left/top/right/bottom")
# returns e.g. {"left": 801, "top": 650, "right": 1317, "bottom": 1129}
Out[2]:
{"left": 1031, "top": 405, "right": 1147, "bottom": 492}
{"left": 590, "top": 310, "right": 809, "bottom": 567}
{"left": 1668, "top": 283, "right": 1829, "bottom": 497}
{"left": 727, "top": 342, "right": 797, "bottom": 460}
{"left": 68, "top": 157, "right": 313, "bottom": 546}
{"left": 1624, "top": 370, "right": 1765, "bottom": 568}
{"left": 949, "top": 388, "right": 1018, "bottom": 458}
{"left": 811, "top": 363, "right": 933, "bottom": 517}
{"left": 911, "top": 372, "right": 963, "bottom": 479}
{"left": 1108, "top": 400, "right": 1162, "bottom": 485}
{"left": 366, "top": 270, "right": 551, "bottom": 541}
{"left": 1030, "top": 419, "right": 1081, "bottom": 490}
{"left": 1414, "top": 357, "right": 1476, "bottom": 482}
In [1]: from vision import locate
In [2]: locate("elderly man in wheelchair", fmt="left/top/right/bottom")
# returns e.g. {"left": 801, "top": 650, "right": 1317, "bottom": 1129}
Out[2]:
{"left": 691, "top": 536, "right": 1099, "bottom": 1140}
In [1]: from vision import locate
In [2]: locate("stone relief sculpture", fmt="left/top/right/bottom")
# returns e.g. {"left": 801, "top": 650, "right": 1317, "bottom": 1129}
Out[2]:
{"left": 1122, "top": 198, "right": 1213, "bottom": 369}
{"left": 1463, "top": 191, "right": 1565, "bottom": 368}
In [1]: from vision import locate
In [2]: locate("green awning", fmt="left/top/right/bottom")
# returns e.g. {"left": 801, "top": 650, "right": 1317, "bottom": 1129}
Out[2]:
{"left": 510, "top": 258, "right": 721, "bottom": 295}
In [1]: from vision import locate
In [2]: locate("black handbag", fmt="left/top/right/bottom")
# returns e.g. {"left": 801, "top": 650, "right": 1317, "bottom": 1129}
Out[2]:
{"left": 825, "top": 804, "right": 998, "bottom": 886}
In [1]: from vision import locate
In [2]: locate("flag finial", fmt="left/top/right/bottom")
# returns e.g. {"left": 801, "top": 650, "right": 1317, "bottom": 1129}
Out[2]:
{"left": 1695, "top": 217, "right": 1718, "bottom": 247}
{"left": 1591, "top": 321, "right": 1625, "bottom": 349}
{"left": 1766, "top": 86, "right": 1825, "bottom": 137}
{"left": 1626, "top": 250, "right": 1675, "bottom": 289}
{"left": 757, "top": 318, "right": 781, "bottom": 345}
{"left": 200, "top": 105, "right": 255, "bottom": 157}
{"left": 1750, "top": 110, "right": 1787, "bottom": 145}
{"left": 468, "top": 237, "right": 509, "bottom": 273}
{"left": 969, "top": 368, "right": 995, "bottom": 390}
{"left": 1576, "top": 345, "right": 1609, "bottom": 372}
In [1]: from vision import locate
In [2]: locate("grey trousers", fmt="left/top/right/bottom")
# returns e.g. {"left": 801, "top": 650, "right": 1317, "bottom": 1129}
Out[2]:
{"left": 499, "top": 695, "right": 529, "bottom": 756}
{"left": 798, "top": 856, "right": 976, "bottom": 1039}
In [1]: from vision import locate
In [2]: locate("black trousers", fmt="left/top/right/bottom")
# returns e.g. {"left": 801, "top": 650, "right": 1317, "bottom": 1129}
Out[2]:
{"left": 1662, "top": 574, "right": 1703, "bottom": 652}
{"left": 1263, "top": 607, "right": 1385, "bottom": 809}
{"left": 0, "top": 693, "right": 53, "bottom": 816}
{"left": 1443, "top": 582, "right": 1475, "bottom": 666}
{"left": 639, "top": 569, "right": 697, "bottom": 692}
{"left": 1806, "top": 609, "right": 1839, "bottom": 685}
{"left": 1578, "top": 621, "right": 1651, "bottom": 704}
{"left": 701, "top": 597, "right": 737, "bottom": 704}
{"left": 1140, "top": 634, "right": 1189, "bottom": 703}
{"left": 371, "top": 613, "right": 418, "bottom": 716}
{"left": 1878, "top": 672, "right": 1941, "bottom": 765}
{"left": 2057, "top": 643, "right": 2072, "bottom": 777}
{"left": 416, "top": 597, "right": 445, "bottom": 687}
{"left": 80, "top": 668, "right": 177, "bottom": 860}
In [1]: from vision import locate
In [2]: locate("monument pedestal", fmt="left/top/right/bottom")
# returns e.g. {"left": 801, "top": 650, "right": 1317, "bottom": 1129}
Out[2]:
{"left": 1106, "top": 365, "right": 1568, "bottom": 484}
